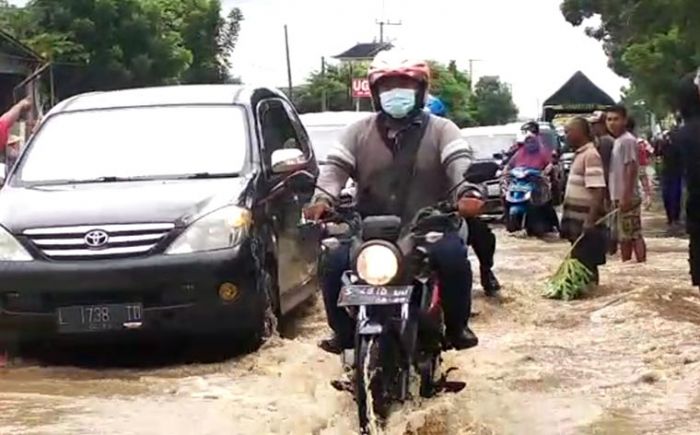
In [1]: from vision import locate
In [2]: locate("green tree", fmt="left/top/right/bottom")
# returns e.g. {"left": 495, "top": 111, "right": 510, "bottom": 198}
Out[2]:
{"left": 471, "top": 76, "right": 518, "bottom": 125}
{"left": 429, "top": 60, "right": 476, "bottom": 127}
{"left": 154, "top": 0, "right": 243, "bottom": 83}
{"left": 294, "top": 62, "right": 371, "bottom": 113}
{"left": 560, "top": 0, "right": 700, "bottom": 114}
{"left": 0, "top": 0, "right": 243, "bottom": 99}
{"left": 296, "top": 59, "right": 479, "bottom": 126}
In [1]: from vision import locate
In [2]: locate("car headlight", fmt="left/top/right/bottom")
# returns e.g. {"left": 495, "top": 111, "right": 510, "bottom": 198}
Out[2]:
{"left": 355, "top": 242, "right": 400, "bottom": 286}
{"left": 165, "top": 205, "right": 252, "bottom": 255}
{"left": 0, "top": 226, "right": 32, "bottom": 261}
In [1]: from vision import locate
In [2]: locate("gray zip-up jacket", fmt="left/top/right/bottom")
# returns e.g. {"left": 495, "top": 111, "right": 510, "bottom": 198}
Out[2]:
{"left": 313, "top": 113, "right": 478, "bottom": 225}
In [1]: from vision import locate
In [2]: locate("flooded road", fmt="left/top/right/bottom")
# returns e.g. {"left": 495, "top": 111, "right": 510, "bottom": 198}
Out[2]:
{"left": 2, "top": 211, "right": 700, "bottom": 434}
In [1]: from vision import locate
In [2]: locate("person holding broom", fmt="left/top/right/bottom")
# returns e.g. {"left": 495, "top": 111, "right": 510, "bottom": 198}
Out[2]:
{"left": 560, "top": 117, "right": 608, "bottom": 287}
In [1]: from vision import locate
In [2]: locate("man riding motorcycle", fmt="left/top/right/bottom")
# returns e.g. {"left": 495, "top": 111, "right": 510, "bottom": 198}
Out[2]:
{"left": 304, "top": 50, "right": 484, "bottom": 354}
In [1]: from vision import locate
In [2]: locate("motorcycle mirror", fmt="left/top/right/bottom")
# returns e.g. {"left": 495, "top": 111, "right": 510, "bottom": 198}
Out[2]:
{"left": 262, "top": 170, "right": 316, "bottom": 205}
{"left": 285, "top": 170, "right": 316, "bottom": 193}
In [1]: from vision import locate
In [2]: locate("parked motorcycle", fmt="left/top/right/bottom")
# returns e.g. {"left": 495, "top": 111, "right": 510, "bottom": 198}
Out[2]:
{"left": 304, "top": 185, "right": 468, "bottom": 434}
{"left": 503, "top": 166, "right": 551, "bottom": 236}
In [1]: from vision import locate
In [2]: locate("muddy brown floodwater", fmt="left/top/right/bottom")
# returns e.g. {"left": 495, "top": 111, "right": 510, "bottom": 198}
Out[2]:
{"left": 2, "top": 209, "right": 700, "bottom": 435}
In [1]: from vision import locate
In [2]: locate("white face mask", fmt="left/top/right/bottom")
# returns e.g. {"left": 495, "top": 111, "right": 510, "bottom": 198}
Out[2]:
{"left": 379, "top": 88, "right": 417, "bottom": 119}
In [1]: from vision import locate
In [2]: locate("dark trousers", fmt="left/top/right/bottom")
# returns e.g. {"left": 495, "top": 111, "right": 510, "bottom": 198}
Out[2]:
{"left": 570, "top": 226, "right": 607, "bottom": 284}
{"left": 320, "top": 232, "right": 472, "bottom": 344}
{"left": 466, "top": 217, "right": 495, "bottom": 272}
{"left": 690, "top": 230, "right": 700, "bottom": 287}
{"left": 662, "top": 174, "right": 683, "bottom": 224}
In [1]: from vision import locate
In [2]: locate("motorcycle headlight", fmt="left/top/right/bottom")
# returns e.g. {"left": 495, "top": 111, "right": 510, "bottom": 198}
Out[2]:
{"left": 165, "top": 206, "right": 252, "bottom": 255}
{"left": 0, "top": 226, "right": 32, "bottom": 261}
{"left": 355, "top": 242, "right": 400, "bottom": 286}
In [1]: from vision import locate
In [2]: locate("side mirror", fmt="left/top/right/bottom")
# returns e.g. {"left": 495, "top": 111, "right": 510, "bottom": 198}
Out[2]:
{"left": 271, "top": 148, "right": 306, "bottom": 174}
{"left": 493, "top": 152, "right": 503, "bottom": 160}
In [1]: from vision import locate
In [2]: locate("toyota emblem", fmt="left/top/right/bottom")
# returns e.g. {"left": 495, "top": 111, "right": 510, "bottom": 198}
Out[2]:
{"left": 84, "top": 230, "right": 110, "bottom": 248}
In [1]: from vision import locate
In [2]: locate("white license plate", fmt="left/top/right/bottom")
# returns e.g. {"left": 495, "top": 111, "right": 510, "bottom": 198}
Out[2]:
{"left": 487, "top": 183, "right": 500, "bottom": 196}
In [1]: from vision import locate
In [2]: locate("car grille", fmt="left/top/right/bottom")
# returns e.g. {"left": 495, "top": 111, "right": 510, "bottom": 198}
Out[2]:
{"left": 23, "top": 223, "right": 175, "bottom": 260}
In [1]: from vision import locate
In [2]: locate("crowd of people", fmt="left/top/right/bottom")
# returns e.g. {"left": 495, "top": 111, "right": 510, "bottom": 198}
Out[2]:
{"left": 303, "top": 51, "right": 700, "bottom": 355}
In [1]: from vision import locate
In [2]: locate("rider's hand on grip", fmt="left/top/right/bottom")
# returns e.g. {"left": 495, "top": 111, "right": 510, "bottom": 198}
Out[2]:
{"left": 303, "top": 201, "right": 331, "bottom": 221}
{"left": 457, "top": 197, "right": 484, "bottom": 218}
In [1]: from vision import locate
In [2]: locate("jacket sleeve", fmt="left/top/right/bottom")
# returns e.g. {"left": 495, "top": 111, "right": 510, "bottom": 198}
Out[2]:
{"left": 312, "top": 121, "right": 359, "bottom": 204}
{"left": 437, "top": 118, "right": 482, "bottom": 200}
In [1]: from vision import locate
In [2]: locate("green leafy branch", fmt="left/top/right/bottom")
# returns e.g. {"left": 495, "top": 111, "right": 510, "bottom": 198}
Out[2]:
{"left": 544, "top": 208, "right": 619, "bottom": 301}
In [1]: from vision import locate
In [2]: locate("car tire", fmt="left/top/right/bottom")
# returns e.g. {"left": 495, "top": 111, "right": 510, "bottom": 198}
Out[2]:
{"left": 242, "top": 236, "right": 281, "bottom": 350}
{"left": 241, "top": 268, "right": 278, "bottom": 351}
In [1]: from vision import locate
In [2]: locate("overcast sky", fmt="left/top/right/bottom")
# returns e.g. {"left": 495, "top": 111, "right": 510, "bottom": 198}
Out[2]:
{"left": 226, "top": 0, "right": 627, "bottom": 117}
{"left": 10, "top": 0, "right": 628, "bottom": 117}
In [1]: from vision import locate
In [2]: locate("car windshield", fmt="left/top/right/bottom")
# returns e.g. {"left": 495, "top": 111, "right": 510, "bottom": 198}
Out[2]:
{"left": 15, "top": 105, "right": 248, "bottom": 185}
{"left": 539, "top": 128, "right": 560, "bottom": 151}
{"left": 463, "top": 134, "right": 516, "bottom": 159}
{"left": 306, "top": 125, "right": 344, "bottom": 162}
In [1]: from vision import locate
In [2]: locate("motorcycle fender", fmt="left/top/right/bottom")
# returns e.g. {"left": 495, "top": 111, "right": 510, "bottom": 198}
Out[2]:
{"left": 510, "top": 204, "right": 525, "bottom": 216}
{"left": 358, "top": 320, "right": 383, "bottom": 335}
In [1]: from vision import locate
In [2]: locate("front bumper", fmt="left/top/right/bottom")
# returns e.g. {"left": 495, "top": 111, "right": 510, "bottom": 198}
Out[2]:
{"left": 0, "top": 243, "right": 262, "bottom": 338}
{"left": 482, "top": 179, "right": 503, "bottom": 215}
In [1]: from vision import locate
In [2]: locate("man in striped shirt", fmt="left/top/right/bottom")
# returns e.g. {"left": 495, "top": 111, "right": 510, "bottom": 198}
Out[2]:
{"left": 561, "top": 117, "right": 607, "bottom": 285}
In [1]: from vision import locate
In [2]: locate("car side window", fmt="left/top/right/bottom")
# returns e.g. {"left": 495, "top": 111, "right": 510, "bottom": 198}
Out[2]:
{"left": 257, "top": 99, "right": 309, "bottom": 169}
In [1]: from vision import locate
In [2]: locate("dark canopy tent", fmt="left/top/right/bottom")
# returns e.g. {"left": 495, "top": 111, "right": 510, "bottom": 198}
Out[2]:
{"left": 542, "top": 71, "right": 616, "bottom": 122}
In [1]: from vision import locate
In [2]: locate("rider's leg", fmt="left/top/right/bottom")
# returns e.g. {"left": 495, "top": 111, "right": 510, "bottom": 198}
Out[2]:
{"left": 466, "top": 217, "right": 500, "bottom": 295}
{"left": 319, "top": 243, "right": 354, "bottom": 354}
{"left": 428, "top": 232, "right": 478, "bottom": 350}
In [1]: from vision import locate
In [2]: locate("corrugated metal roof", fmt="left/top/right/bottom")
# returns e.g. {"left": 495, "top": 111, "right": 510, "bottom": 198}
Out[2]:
{"left": 334, "top": 42, "right": 392, "bottom": 60}
{"left": 0, "top": 29, "right": 43, "bottom": 63}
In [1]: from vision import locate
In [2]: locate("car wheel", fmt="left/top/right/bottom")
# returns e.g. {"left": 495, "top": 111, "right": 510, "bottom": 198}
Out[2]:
{"left": 241, "top": 268, "right": 279, "bottom": 351}
{"left": 242, "top": 236, "right": 281, "bottom": 350}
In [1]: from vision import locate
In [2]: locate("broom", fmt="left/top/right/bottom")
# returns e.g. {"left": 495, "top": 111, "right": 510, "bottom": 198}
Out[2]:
{"left": 543, "top": 209, "right": 619, "bottom": 301}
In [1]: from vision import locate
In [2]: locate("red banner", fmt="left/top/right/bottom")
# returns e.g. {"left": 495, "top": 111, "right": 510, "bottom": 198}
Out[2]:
{"left": 351, "top": 78, "right": 371, "bottom": 98}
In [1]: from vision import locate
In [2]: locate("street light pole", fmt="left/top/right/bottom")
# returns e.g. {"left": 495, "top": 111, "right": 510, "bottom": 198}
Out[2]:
{"left": 284, "top": 25, "right": 293, "bottom": 100}
{"left": 321, "top": 56, "right": 327, "bottom": 112}
{"left": 376, "top": 19, "right": 402, "bottom": 43}
{"left": 468, "top": 58, "right": 482, "bottom": 91}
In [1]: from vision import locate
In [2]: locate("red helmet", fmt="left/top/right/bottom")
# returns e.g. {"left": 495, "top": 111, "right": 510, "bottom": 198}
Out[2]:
{"left": 367, "top": 50, "right": 431, "bottom": 88}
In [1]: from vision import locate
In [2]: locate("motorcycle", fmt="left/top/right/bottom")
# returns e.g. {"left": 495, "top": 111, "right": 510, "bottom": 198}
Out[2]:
{"left": 305, "top": 186, "right": 468, "bottom": 434}
{"left": 503, "top": 166, "right": 551, "bottom": 236}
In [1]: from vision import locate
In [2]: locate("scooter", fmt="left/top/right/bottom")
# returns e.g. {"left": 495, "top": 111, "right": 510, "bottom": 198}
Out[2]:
{"left": 504, "top": 166, "right": 549, "bottom": 236}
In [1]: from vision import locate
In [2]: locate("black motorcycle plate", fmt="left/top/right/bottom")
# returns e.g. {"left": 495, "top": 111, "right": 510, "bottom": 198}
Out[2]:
{"left": 338, "top": 285, "right": 413, "bottom": 307}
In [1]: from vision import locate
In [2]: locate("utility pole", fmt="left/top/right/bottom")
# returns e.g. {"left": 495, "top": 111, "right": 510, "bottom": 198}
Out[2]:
{"left": 321, "top": 56, "right": 327, "bottom": 112}
{"left": 468, "top": 59, "right": 481, "bottom": 91}
{"left": 376, "top": 19, "right": 402, "bottom": 44}
{"left": 284, "top": 25, "right": 293, "bottom": 100}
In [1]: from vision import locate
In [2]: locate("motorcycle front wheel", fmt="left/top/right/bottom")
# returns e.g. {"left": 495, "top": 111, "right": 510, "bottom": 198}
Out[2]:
{"left": 355, "top": 334, "right": 389, "bottom": 434}
{"left": 506, "top": 208, "right": 524, "bottom": 232}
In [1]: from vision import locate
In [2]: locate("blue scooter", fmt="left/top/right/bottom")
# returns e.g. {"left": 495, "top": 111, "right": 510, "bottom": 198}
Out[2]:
{"left": 504, "top": 166, "right": 548, "bottom": 236}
